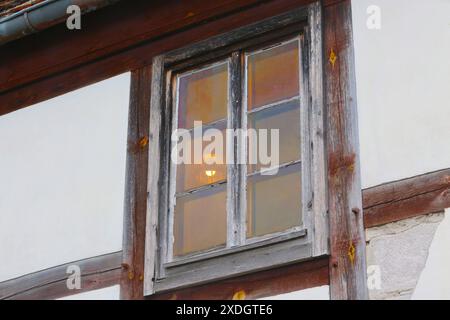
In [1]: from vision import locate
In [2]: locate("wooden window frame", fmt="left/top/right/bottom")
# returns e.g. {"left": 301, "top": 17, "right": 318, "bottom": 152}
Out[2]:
{"left": 144, "top": 4, "right": 328, "bottom": 295}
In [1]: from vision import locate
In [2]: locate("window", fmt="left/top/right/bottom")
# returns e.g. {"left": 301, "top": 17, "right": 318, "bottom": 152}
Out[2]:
{"left": 145, "top": 6, "right": 327, "bottom": 294}
{"left": 245, "top": 39, "right": 302, "bottom": 239}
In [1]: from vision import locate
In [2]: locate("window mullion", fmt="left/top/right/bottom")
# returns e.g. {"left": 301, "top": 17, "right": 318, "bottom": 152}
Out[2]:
{"left": 227, "top": 51, "right": 245, "bottom": 247}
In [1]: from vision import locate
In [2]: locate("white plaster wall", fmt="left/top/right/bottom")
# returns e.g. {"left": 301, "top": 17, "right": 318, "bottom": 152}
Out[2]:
{"left": 0, "top": 73, "right": 130, "bottom": 282}
{"left": 413, "top": 208, "right": 450, "bottom": 299}
{"left": 351, "top": 0, "right": 450, "bottom": 188}
{"left": 366, "top": 213, "right": 444, "bottom": 299}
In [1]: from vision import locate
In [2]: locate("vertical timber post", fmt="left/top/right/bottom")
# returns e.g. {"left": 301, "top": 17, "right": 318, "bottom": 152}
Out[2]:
{"left": 120, "top": 66, "right": 152, "bottom": 299}
{"left": 322, "top": 0, "right": 368, "bottom": 299}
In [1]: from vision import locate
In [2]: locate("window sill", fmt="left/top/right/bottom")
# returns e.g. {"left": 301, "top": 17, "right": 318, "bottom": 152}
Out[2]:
{"left": 165, "top": 228, "right": 307, "bottom": 268}
{"left": 154, "top": 228, "right": 311, "bottom": 293}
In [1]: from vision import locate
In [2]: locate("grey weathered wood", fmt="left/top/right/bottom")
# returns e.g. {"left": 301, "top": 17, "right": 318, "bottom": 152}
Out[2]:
{"left": 228, "top": 52, "right": 245, "bottom": 246}
{"left": 143, "top": 56, "right": 166, "bottom": 296}
{"left": 155, "top": 236, "right": 311, "bottom": 292}
{"left": 166, "top": 228, "right": 307, "bottom": 268}
{"left": 120, "top": 66, "right": 152, "bottom": 300}
{"left": 166, "top": 70, "right": 177, "bottom": 264}
{"left": 323, "top": 0, "right": 368, "bottom": 300}
{"left": 308, "top": 1, "right": 328, "bottom": 256}
{"left": 163, "top": 7, "right": 310, "bottom": 66}
{"left": 300, "top": 1, "right": 328, "bottom": 258}
{"left": 0, "top": 252, "right": 122, "bottom": 300}
{"left": 300, "top": 33, "right": 314, "bottom": 251}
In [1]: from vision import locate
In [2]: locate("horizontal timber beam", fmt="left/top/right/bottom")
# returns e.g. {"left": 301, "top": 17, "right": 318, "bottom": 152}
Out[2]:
{"left": 0, "top": 251, "right": 122, "bottom": 300}
{"left": 363, "top": 168, "right": 450, "bottom": 228}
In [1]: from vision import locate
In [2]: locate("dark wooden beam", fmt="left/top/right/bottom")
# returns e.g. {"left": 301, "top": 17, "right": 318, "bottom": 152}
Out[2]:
{"left": 0, "top": 0, "right": 316, "bottom": 116}
{"left": 0, "top": 251, "right": 122, "bottom": 300}
{"left": 0, "top": 0, "right": 261, "bottom": 93}
{"left": 148, "top": 257, "right": 329, "bottom": 300}
{"left": 322, "top": 0, "right": 368, "bottom": 300}
{"left": 363, "top": 168, "right": 450, "bottom": 228}
{"left": 120, "top": 67, "right": 152, "bottom": 299}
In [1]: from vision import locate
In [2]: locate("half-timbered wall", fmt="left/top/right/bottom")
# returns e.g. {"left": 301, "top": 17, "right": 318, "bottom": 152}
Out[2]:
{"left": 0, "top": 0, "right": 449, "bottom": 300}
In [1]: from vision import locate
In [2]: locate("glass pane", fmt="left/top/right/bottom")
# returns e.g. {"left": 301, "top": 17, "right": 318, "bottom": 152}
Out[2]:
{"left": 246, "top": 163, "right": 302, "bottom": 238}
{"left": 247, "top": 100, "right": 300, "bottom": 174}
{"left": 173, "top": 185, "right": 227, "bottom": 257}
{"left": 176, "top": 121, "right": 227, "bottom": 192}
{"left": 178, "top": 62, "right": 228, "bottom": 129}
{"left": 247, "top": 39, "right": 300, "bottom": 110}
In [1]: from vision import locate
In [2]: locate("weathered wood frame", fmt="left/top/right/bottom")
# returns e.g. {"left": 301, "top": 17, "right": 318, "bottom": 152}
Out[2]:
{"left": 0, "top": 252, "right": 121, "bottom": 300}
{"left": 363, "top": 168, "right": 450, "bottom": 228}
{"left": 144, "top": 4, "right": 328, "bottom": 296}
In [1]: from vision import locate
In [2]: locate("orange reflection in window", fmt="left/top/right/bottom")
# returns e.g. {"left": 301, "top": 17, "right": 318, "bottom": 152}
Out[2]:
{"left": 246, "top": 164, "right": 302, "bottom": 238}
{"left": 247, "top": 40, "right": 300, "bottom": 110}
{"left": 173, "top": 186, "right": 227, "bottom": 257}
{"left": 247, "top": 100, "right": 301, "bottom": 174}
{"left": 178, "top": 62, "right": 228, "bottom": 129}
{"left": 176, "top": 124, "right": 227, "bottom": 192}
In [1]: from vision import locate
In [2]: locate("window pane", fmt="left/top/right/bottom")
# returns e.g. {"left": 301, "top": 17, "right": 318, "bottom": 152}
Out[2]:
{"left": 247, "top": 164, "right": 302, "bottom": 238}
{"left": 176, "top": 121, "right": 227, "bottom": 192}
{"left": 173, "top": 186, "right": 227, "bottom": 257}
{"left": 247, "top": 100, "right": 300, "bottom": 174}
{"left": 247, "top": 39, "right": 300, "bottom": 110}
{"left": 178, "top": 62, "right": 228, "bottom": 129}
